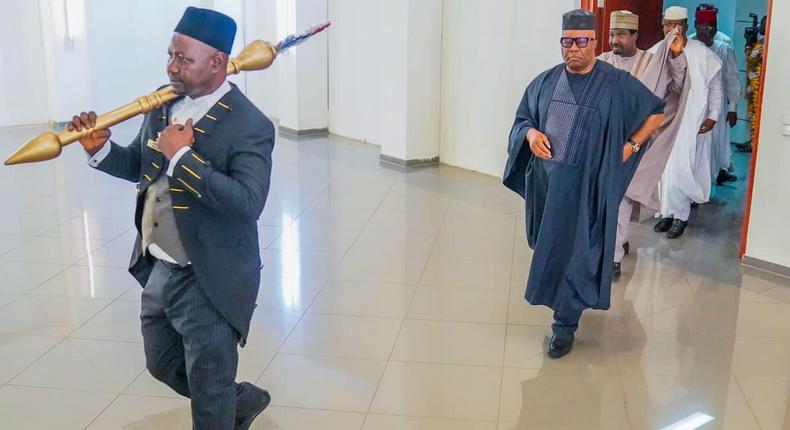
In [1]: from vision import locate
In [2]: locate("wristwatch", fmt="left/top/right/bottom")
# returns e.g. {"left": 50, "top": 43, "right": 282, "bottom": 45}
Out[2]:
{"left": 628, "top": 137, "right": 641, "bottom": 153}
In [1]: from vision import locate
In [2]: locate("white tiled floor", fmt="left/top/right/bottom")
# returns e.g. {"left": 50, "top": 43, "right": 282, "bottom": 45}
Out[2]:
{"left": 0, "top": 124, "right": 788, "bottom": 429}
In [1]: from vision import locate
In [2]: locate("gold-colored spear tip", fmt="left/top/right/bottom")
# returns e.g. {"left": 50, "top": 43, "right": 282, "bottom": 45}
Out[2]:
{"left": 4, "top": 132, "right": 63, "bottom": 165}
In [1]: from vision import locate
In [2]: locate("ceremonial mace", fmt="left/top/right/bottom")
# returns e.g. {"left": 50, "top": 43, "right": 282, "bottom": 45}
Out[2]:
{"left": 4, "top": 22, "right": 331, "bottom": 166}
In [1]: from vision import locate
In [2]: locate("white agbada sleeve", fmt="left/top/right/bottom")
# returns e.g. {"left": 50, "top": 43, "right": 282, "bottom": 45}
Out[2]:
{"left": 707, "top": 71, "right": 723, "bottom": 121}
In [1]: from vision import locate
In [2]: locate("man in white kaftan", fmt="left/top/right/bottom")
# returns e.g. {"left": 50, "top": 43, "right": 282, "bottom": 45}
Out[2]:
{"left": 694, "top": 6, "right": 742, "bottom": 185}
{"left": 653, "top": 6, "right": 722, "bottom": 239}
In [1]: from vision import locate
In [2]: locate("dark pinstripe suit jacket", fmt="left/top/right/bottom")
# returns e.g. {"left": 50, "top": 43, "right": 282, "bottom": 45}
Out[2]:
{"left": 96, "top": 83, "right": 274, "bottom": 345}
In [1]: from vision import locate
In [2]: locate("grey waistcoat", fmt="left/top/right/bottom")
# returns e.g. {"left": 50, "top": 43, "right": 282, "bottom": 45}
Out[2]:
{"left": 141, "top": 172, "right": 189, "bottom": 266}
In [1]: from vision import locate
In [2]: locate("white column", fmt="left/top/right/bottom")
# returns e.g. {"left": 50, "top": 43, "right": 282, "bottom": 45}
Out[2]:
{"left": 274, "top": 0, "right": 328, "bottom": 134}
{"left": 0, "top": 0, "right": 50, "bottom": 127}
{"left": 378, "top": 0, "right": 443, "bottom": 165}
{"left": 243, "top": 0, "right": 279, "bottom": 118}
{"left": 439, "top": 0, "right": 574, "bottom": 177}
{"left": 39, "top": 0, "right": 93, "bottom": 123}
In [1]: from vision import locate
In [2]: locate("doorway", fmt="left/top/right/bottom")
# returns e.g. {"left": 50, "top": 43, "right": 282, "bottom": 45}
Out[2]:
{"left": 581, "top": 0, "right": 771, "bottom": 259}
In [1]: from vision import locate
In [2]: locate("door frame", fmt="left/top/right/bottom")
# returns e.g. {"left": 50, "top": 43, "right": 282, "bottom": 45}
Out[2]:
{"left": 581, "top": 0, "right": 604, "bottom": 54}
{"left": 739, "top": 0, "right": 772, "bottom": 258}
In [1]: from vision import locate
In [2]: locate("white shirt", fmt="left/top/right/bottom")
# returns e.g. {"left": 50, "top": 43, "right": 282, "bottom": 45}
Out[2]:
{"left": 89, "top": 81, "right": 232, "bottom": 263}
{"left": 707, "top": 70, "right": 723, "bottom": 121}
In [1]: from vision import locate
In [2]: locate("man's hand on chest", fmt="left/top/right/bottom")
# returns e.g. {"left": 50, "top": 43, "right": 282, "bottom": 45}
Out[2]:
{"left": 159, "top": 118, "right": 195, "bottom": 160}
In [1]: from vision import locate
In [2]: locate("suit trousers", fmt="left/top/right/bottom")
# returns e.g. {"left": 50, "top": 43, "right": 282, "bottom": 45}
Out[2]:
{"left": 141, "top": 260, "right": 240, "bottom": 429}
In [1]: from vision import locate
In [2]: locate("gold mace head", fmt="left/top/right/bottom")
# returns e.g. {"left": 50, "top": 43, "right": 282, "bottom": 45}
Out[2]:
{"left": 4, "top": 39, "right": 278, "bottom": 166}
{"left": 228, "top": 40, "right": 277, "bottom": 75}
{"left": 4, "top": 132, "right": 62, "bottom": 166}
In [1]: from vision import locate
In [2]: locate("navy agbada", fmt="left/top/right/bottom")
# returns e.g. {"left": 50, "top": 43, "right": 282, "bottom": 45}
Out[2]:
{"left": 503, "top": 60, "right": 664, "bottom": 326}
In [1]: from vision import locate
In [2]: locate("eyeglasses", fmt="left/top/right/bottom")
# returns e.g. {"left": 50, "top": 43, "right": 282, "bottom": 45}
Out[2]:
{"left": 560, "top": 37, "right": 595, "bottom": 48}
{"left": 697, "top": 24, "right": 715, "bottom": 31}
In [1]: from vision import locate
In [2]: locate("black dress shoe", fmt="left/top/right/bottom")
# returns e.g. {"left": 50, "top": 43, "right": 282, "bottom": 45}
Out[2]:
{"left": 547, "top": 334, "right": 574, "bottom": 359}
{"left": 236, "top": 382, "right": 271, "bottom": 430}
{"left": 716, "top": 169, "right": 738, "bottom": 185}
{"left": 654, "top": 217, "right": 673, "bottom": 233}
{"left": 623, "top": 242, "right": 630, "bottom": 255}
{"left": 666, "top": 219, "right": 688, "bottom": 239}
{"left": 613, "top": 262, "right": 622, "bottom": 279}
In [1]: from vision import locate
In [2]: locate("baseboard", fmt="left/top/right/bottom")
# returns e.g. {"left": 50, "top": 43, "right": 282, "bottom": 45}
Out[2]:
{"left": 379, "top": 154, "right": 440, "bottom": 168}
{"left": 278, "top": 126, "right": 329, "bottom": 137}
{"left": 742, "top": 255, "right": 790, "bottom": 279}
{"left": 0, "top": 122, "right": 55, "bottom": 130}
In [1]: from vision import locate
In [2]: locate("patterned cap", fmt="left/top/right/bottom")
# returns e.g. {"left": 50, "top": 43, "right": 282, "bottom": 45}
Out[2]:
{"left": 611, "top": 10, "right": 639, "bottom": 30}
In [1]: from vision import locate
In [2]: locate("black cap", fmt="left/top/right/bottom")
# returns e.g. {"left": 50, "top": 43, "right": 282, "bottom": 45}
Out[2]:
{"left": 563, "top": 9, "right": 596, "bottom": 30}
{"left": 174, "top": 7, "right": 237, "bottom": 54}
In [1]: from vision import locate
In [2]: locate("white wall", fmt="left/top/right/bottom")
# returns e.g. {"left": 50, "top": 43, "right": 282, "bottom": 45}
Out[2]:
{"left": 39, "top": 0, "right": 93, "bottom": 123}
{"left": 403, "top": 0, "right": 442, "bottom": 162}
{"left": 244, "top": 0, "right": 280, "bottom": 119}
{"left": 84, "top": 0, "right": 199, "bottom": 116}
{"left": 276, "top": 0, "right": 329, "bottom": 131}
{"left": 439, "top": 0, "right": 576, "bottom": 177}
{"left": 0, "top": 0, "right": 49, "bottom": 127}
{"left": 2, "top": 0, "right": 257, "bottom": 128}
{"left": 328, "top": 0, "right": 441, "bottom": 162}
{"left": 328, "top": 0, "right": 382, "bottom": 144}
{"left": 372, "top": 0, "right": 408, "bottom": 155}
{"left": 744, "top": 0, "right": 790, "bottom": 268}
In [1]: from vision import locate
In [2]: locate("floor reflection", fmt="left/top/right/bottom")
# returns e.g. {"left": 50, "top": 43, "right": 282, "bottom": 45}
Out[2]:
{"left": 0, "top": 124, "right": 787, "bottom": 429}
